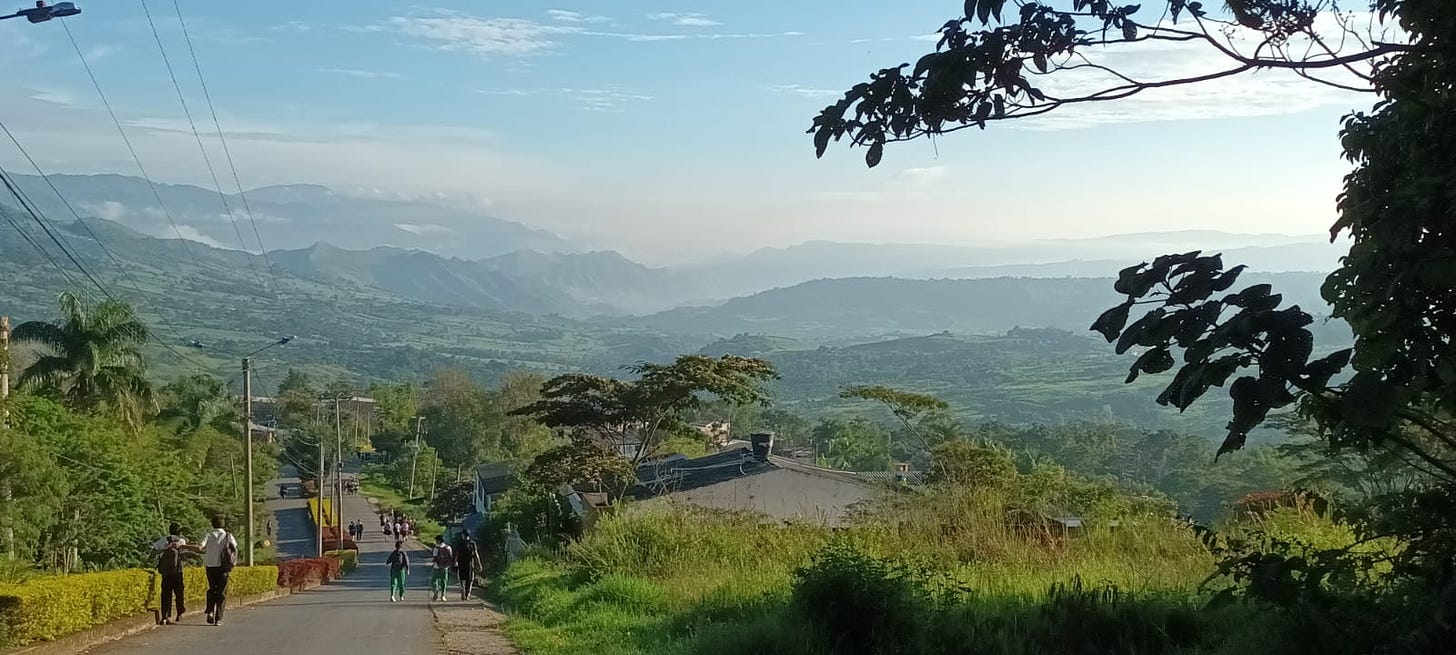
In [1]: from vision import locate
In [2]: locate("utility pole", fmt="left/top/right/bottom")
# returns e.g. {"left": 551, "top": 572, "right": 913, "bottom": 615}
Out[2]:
{"left": 2, "top": 316, "right": 11, "bottom": 559}
{"left": 316, "top": 436, "right": 324, "bottom": 557}
{"left": 408, "top": 416, "right": 424, "bottom": 498}
{"left": 242, "top": 357, "right": 256, "bottom": 567}
{"left": 334, "top": 396, "right": 344, "bottom": 545}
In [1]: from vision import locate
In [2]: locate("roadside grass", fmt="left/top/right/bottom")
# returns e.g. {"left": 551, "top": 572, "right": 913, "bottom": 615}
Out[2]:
{"left": 488, "top": 491, "right": 1306, "bottom": 655}
{"left": 358, "top": 471, "right": 444, "bottom": 538}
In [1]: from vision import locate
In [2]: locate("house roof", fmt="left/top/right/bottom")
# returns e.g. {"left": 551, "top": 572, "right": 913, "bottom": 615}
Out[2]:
{"left": 629, "top": 447, "right": 887, "bottom": 499}
{"left": 474, "top": 462, "right": 514, "bottom": 496}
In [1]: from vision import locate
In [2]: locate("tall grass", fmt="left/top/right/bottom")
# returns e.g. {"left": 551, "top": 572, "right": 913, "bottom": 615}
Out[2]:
{"left": 490, "top": 487, "right": 1282, "bottom": 655}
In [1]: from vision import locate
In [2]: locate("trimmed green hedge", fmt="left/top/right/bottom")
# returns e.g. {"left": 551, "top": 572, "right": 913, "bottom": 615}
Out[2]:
{"left": 0, "top": 565, "right": 278, "bottom": 647}
{"left": 325, "top": 550, "right": 359, "bottom": 574}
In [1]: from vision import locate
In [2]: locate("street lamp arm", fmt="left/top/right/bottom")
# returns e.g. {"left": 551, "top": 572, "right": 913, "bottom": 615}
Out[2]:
{"left": 242, "top": 335, "right": 295, "bottom": 360}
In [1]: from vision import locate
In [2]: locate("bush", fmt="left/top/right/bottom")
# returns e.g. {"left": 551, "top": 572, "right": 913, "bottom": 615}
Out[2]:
{"left": 275, "top": 557, "right": 341, "bottom": 589}
{"left": 0, "top": 565, "right": 278, "bottom": 647}
{"left": 325, "top": 550, "right": 359, "bottom": 574}
{"left": 791, "top": 540, "right": 928, "bottom": 655}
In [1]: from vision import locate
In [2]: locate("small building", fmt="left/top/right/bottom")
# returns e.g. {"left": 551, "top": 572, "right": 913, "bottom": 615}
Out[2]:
{"left": 692, "top": 420, "right": 732, "bottom": 447}
{"left": 629, "top": 432, "right": 887, "bottom": 527}
{"left": 472, "top": 462, "right": 514, "bottom": 515}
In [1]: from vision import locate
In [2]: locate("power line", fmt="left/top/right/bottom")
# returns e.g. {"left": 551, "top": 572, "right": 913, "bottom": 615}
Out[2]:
{"left": 57, "top": 18, "right": 202, "bottom": 270}
{"left": 0, "top": 158, "right": 111, "bottom": 300}
{"left": 0, "top": 120, "right": 215, "bottom": 370}
{"left": 135, "top": 0, "right": 266, "bottom": 292}
{"left": 0, "top": 169, "right": 87, "bottom": 292}
{"left": 169, "top": 0, "right": 279, "bottom": 291}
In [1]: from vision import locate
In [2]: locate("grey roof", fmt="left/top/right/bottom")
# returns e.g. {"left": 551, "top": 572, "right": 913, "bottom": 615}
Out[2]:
{"left": 474, "top": 462, "right": 514, "bottom": 496}
{"left": 629, "top": 447, "right": 884, "bottom": 499}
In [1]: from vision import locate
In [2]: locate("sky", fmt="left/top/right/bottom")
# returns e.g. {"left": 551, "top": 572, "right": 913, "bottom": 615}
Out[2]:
{"left": 0, "top": 1, "right": 1381, "bottom": 263}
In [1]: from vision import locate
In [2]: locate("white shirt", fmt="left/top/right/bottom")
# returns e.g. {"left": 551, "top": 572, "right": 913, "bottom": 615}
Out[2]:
{"left": 197, "top": 528, "right": 238, "bottom": 567}
{"left": 151, "top": 536, "right": 187, "bottom": 551}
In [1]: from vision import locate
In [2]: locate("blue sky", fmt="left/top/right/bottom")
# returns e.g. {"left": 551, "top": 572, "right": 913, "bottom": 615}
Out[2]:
{"left": 0, "top": 1, "right": 1375, "bottom": 262}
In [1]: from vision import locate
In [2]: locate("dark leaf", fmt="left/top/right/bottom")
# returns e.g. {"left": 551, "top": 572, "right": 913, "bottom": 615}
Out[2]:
{"left": 1116, "top": 309, "right": 1165, "bottom": 355}
{"left": 977, "top": 0, "right": 993, "bottom": 24}
{"left": 865, "top": 141, "right": 884, "bottom": 168}
{"left": 1091, "top": 301, "right": 1134, "bottom": 342}
{"left": 1127, "top": 347, "right": 1175, "bottom": 383}
{"left": 1033, "top": 52, "right": 1048, "bottom": 73}
{"left": 814, "top": 127, "right": 831, "bottom": 159}
{"left": 1211, "top": 265, "right": 1247, "bottom": 292}
{"left": 1122, "top": 22, "right": 1137, "bottom": 40}
{"left": 1303, "top": 348, "right": 1351, "bottom": 389}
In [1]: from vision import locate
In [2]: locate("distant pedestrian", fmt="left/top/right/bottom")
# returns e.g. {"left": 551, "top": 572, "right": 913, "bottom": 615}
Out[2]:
{"left": 454, "top": 532, "right": 482, "bottom": 601}
{"left": 394, "top": 522, "right": 402, "bottom": 538}
{"left": 386, "top": 540, "right": 410, "bottom": 602}
{"left": 379, "top": 513, "right": 386, "bottom": 528}
{"left": 152, "top": 522, "right": 190, "bottom": 625}
{"left": 193, "top": 516, "right": 238, "bottom": 626}
{"left": 430, "top": 535, "right": 454, "bottom": 602}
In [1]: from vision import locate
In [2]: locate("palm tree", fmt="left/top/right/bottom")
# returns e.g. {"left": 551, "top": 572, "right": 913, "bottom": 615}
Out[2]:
{"left": 13, "top": 291, "right": 155, "bottom": 426}
{"left": 158, "top": 373, "right": 235, "bottom": 435}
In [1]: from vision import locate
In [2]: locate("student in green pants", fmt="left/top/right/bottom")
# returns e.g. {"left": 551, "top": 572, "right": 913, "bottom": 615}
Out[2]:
{"left": 430, "top": 534, "right": 455, "bottom": 602}
{"left": 387, "top": 540, "right": 410, "bottom": 602}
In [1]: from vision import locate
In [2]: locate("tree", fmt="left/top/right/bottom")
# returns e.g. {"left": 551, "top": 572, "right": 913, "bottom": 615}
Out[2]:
{"left": 840, "top": 385, "right": 949, "bottom": 449}
{"left": 157, "top": 373, "right": 234, "bottom": 436}
{"left": 813, "top": 0, "right": 1456, "bottom": 644}
{"left": 421, "top": 369, "right": 503, "bottom": 467}
{"left": 426, "top": 479, "right": 477, "bottom": 523}
{"left": 927, "top": 440, "right": 1017, "bottom": 491}
{"left": 514, "top": 355, "right": 778, "bottom": 464}
{"left": 810, "top": 0, "right": 1419, "bottom": 169}
{"left": 812, "top": 418, "right": 892, "bottom": 472}
{"left": 12, "top": 291, "right": 154, "bottom": 428}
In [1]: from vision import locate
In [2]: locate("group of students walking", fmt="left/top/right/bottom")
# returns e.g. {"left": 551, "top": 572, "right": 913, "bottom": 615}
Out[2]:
{"left": 385, "top": 531, "right": 483, "bottom": 602}
{"left": 152, "top": 516, "right": 240, "bottom": 626}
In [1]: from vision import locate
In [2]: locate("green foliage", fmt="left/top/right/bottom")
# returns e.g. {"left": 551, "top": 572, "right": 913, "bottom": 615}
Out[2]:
{"left": 811, "top": 417, "right": 891, "bottom": 471}
{"left": 422, "top": 368, "right": 505, "bottom": 467}
{"left": 927, "top": 440, "right": 1016, "bottom": 490}
{"left": 12, "top": 291, "right": 153, "bottom": 429}
{"left": 791, "top": 540, "right": 928, "bottom": 654}
{"left": 515, "top": 354, "right": 777, "bottom": 462}
{"left": 427, "top": 479, "right": 477, "bottom": 524}
{"left": 0, "top": 565, "right": 277, "bottom": 647}
{"left": 156, "top": 373, "right": 234, "bottom": 436}
{"left": 326, "top": 549, "right": 359, "bottom": 574}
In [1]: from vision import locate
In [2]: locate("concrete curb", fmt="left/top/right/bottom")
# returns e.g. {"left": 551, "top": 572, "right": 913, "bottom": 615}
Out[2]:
{"left": 0, "top": 587, "right": 300, "bottom": 655}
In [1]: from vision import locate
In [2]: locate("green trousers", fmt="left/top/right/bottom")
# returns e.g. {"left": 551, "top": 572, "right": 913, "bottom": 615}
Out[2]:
{"left": 390, "top": 569, "right": 407, "bottom": 598}
{"left": 431, "top": 568, "right": 449, "bottom": 597}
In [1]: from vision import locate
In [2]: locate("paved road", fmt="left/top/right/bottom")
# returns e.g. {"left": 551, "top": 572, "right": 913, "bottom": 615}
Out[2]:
{"left": 92, "top": 466, "right": 441, "bottom": 655}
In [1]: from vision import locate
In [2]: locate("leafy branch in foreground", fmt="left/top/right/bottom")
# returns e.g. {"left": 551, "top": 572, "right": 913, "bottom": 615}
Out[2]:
{"left": 810, "top": 0, "right": 1411, "bottom": 168}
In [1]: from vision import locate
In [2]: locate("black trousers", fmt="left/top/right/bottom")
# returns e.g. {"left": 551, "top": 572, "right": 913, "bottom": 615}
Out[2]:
{"left": 456, "top": 567, "right": 475, "bottom": 597}
{"left": 205, "top": 567, "right": 230, "bottom": 621}
{"left": 160, "top": 572, "right": 185, "bottom": 620}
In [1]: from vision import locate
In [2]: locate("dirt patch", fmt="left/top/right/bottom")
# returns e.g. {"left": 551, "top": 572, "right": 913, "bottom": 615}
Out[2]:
{"left": 430, "top": 600, "right": 518, "bottom": 655}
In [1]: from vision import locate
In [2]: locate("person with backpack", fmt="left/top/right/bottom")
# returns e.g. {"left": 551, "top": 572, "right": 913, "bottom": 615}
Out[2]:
{"left": 454, "top": 532, "right": 483, "bottom": 601}
{"left": 152, "top": 522, "right": 190, "bottom": 625}
{"left": 429, "top": 534, "right": 454, "bottom": 602}
{"left": 193, "top": 516, "right": 238, "bottom": 626}
{"left": 386, "top": 540, "right": 410, "bottom": 602}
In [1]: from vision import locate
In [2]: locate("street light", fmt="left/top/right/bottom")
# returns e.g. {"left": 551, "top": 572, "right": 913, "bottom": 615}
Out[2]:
{"left": 1, "top": 2, "right": 81, "bottom": 23}
{"left": 240, "top": 336, "right": 293, "bottom": 567}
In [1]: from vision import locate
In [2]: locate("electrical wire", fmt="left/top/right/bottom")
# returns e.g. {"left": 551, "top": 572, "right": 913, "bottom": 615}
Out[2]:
{"left": 0, "top": 160, "right": 111, "bottom": 301}
{"left": 0, "top": 172, "right": 86, "bottom": 292}
{"left": 0, "top": 121, "right": 216, "bottom": 370}
{"left": 169, "top": 0, "right": 279, "bottom": 291}
{"left": 135, "top": 0, "right": 266, "bottom": 291}
{"left": 57, "top": 18, "right": 202, "bottom": 270}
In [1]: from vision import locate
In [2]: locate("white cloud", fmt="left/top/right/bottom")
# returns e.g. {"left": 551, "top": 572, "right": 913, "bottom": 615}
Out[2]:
{"left": 767, "top": 84, "right": 842, "bottom": 100}
{"left": 394, "top": 223, "right": 456, "bottom": 236}
{"left": 28, "top": 88, "right": 77, "bottom": 108}
{"left": 900, "top": 166, "right": 949, "bottom": 186}
{"left": 84, "top": 44, "right": 122, "bottom": 62}
{"left": 546, "top": 9, "right": 609, "bottom": 23}
{"left": 315, "top": 67, "right": 402, "bottom": 79}
{"left": 170, "top": 225, "right": 227, "bottom": 248}
{"left": 388, "top": 12, "right": 579, "bottom": 56}
{"left": 648, "top": 12, "right": 722, "bottom": 27}
{"left": 385, "top": 10, "right": 799, "bottom": 57}
{"left": 477, "top": 87, "right": 652, "bottom": 112}
{"left": 80, "top": 200, "right": 128, "bottom": 222}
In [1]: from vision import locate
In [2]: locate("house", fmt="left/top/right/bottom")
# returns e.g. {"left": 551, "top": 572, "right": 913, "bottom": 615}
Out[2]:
{"left": 628, "top": 432, "right": 889, "bottom": 527}
{"left": 472, "top": 462, "right": 514, "bottom": 515}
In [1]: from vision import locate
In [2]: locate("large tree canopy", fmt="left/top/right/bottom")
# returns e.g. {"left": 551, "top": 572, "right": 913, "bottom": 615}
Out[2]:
{"left": 13, "top": 291, "right": 154, "bottom": 428}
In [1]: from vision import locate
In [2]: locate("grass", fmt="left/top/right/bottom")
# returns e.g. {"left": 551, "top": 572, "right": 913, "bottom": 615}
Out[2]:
{"left": 357, "top": 471, "right": 445, "bottom": 538}
{"left": 488, "top": 493, "right": 1295, "bottom": 655}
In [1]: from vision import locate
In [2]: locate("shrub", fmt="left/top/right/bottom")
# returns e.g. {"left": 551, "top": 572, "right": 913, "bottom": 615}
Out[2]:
{"left": 0, "top": 565, "right": 278, "bottom": 647}
{"left": 325, "top": 550, "right": 359, "bottom": 574}
{"left": 791, "top": 540, "right": 928, "bottom": 655}
{"left": 275, "top": 557, "right": 341, "bottom": 589}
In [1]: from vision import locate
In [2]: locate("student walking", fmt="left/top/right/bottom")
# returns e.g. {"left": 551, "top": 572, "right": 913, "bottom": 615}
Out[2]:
{"left": 152, "top": 522, "right": 189, "bottom": 625}
{"left": 430, "top": 535, "right": 454, "bottom": 602}
{"left": 194, "top": 516, "right": 238, "bottom": 626}
{"left": 455, "top": 532, "right": 483, "bottom": 601}
{"left": 387, "top": 540, "right": 410, "bottom": 602}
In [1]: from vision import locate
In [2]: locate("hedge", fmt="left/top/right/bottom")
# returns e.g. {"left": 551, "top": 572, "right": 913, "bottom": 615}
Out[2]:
{"left": 275, "top": 558, "right": 341, "bottom": 590}
{"left": 0, "top": 565, "right": 278, "bottom": 647}
{"left": 325, "top": 550, "right": 359, "bottom": 574}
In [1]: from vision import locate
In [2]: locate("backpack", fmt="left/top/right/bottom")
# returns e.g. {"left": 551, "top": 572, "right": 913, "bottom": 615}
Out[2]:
{"left": 432, "top": 545, "right": 454, "bottom": 569}
{"left": 219, "top": 534, "right": 238, "bottom": 571}
{"left": 158, "top": 544, "right": 184, "bottom": 576}
{"left": 387, "top": 550, "right": 407, "bottom": 569}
